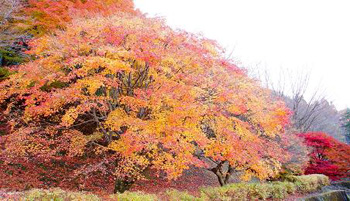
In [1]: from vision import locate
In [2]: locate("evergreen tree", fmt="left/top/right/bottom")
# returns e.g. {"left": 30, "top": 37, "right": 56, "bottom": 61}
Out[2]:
{"left": 341, "top": 108, "right": 350, "bottom": 143}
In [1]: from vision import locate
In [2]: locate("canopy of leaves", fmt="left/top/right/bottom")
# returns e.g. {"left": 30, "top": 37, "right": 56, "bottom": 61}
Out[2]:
{"left": 23, "top": 0, "right": 137, "bottom": 36}
{"left": 0, "top": 0, "right": 291, "bottom": 191}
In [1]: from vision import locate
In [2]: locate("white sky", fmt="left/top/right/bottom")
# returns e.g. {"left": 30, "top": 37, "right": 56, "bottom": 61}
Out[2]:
{"left": 134, "top": 0, "right": 350, "bottom": 110}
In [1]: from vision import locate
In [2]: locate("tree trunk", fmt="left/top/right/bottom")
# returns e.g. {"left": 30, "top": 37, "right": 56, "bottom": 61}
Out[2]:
{"left": 211, "top": 161, "right": 228, "bottom": 186}
{"left": 214, "top": 171, "right": 225, "bottom": 186}
{"left": 210, "top": 162, "right": 237, "bottom": 186}
{"left": 224, "top": 165, "right": 235, "bottom": 184}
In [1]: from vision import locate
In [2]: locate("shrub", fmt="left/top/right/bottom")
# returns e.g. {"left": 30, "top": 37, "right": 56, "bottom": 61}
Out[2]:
{"left": 165, "top": 189, "right": 205, "bottom": 201}
{"left": 269, "top": 182, "right": 288, "bottom": 199}
{"left": 23, "top": 188, "right": 100, "bottom": 201}
{"left": 3, "top": 175, "right": 330, "bottom": 200}
{"left": 20, "top": 189, "right": 158, "bottom": 201}
{"left": 110, "top": 191, "right": 158, "bottom": 201}
{"left": 200, "top": 175, "right": 329, "bottom": 200}
{"left": 282, "top": 181, "right": 297, "bottom": 194}
{"left": 248, "top": 183, "right": 273, "bottom": 200}
{"left": 285, "top": 174, "right": 330, "bottom": 193}
{"left": 201, "top": 182, "right": 281, "bottom": 200}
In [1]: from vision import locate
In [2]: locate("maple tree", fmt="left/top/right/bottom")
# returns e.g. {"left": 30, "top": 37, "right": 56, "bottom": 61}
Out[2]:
{"left": 1, "top": 0, "right": 137, "bottom": 68}
{"left": 0, "top": 0, "right": 292, "bottom": 192}
{"left": 299, "top": 132, "right": 350, "bottom": 180}
{"left": 23, "top": 0, "right": 137, "bottom": 36}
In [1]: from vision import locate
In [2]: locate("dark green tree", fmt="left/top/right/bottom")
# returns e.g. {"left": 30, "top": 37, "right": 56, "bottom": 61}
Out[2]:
{"left": 341, "top": 108, "right": 350, "bottom": 144}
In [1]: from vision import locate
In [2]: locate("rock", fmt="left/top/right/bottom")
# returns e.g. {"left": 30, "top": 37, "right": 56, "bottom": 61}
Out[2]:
{"left": 300, "top": 190, "right": 350, "bottom": 201}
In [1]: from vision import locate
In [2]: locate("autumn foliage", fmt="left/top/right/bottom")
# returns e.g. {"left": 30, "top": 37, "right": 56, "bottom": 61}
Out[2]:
{"left": 23, "top": 0, "right": 137, "bottom": 35}
{"left": 0, "top": 0, "right": 293, "bottom": 193}
{"left": 299, "top": 132, "right": 350, "bottom": 180}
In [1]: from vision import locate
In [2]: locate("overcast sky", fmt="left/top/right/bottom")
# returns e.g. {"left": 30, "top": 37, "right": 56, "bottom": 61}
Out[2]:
{"left": 134, "top": 0, "right": 350, "bottom": 110}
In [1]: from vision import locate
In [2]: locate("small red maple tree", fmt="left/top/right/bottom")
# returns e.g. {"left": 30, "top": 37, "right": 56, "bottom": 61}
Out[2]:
{"left": 299, "top": 132, "right": 350, "bottom": 180}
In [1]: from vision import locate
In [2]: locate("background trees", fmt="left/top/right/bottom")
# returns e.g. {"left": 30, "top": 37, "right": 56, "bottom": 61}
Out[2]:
{"left": 341, "top": 108, "right": 350, "bottom": 143}
{"left": 0, "top": 0, "right": 23, "bottom": 49}
{"left": 0, "top": 0, "right": 30, "bottom": 83}
{"left": 0, "top": 0, "right": 292, "bottom": 192}
{"left": 255, "top": 68, "right": 347, "bottom": 142}
{"left": 278, "top": 131, "right": 310, "bottom": 176}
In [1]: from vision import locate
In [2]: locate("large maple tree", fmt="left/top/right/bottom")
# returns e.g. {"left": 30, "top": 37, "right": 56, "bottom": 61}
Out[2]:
{"left": 0, "top": 0, "right": 292, "bottom": 192}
